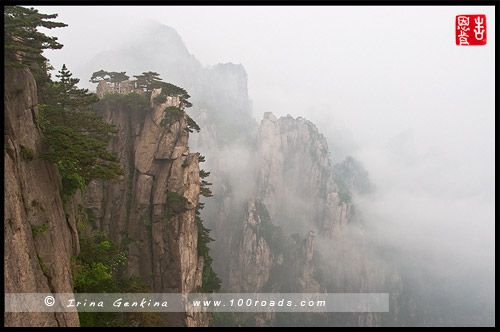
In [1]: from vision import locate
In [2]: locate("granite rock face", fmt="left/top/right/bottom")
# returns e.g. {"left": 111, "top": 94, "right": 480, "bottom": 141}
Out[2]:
{"left": 256, "top": 112, "right": 348, "bottom": 236}
{"left": 4, "top": 68, "right": 80, "bottom": 327}
{"left": 191, "top": 107, "right": 412, "bottom": 326}
{"left": 85, "top": 88, "right": 207, "bottom": 327}
{"left": 227, "top": 197, "right": 273, "bottom": 292}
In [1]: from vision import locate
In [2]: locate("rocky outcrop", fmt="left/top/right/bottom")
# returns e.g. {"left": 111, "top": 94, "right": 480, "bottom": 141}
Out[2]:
{"left": 193, "top": 109, "right": 409, "bottom": 326}
{"left": 227, "top": 198, "right": 273, "bottom": 292}
{"left": 290, "top": 231, "right": 320, "bottom": 293}
{"left": 256, "top": 112, "right": 349, "bottom": 237}
{"left": 323, "top": 192, "right": 351, "bottom": 237}
{"left": 4, "top": 67, "right": 80, "bottom": 327}
{"left": 84, "top": 22, "right": 412, "bottom": 327}
{"left": 84, "top": 88, "right": 207, "bottom": 326}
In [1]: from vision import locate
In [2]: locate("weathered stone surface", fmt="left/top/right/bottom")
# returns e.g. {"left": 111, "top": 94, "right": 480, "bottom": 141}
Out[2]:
{"left": 96, "top": 80, "right": 113, "bottom": 98}
{"left": 191, "top": 109, "right": 409, "bottom": 326}
{"left": 4, "top": 68, "right": 79, "bottom": 327}
{"left": 323, "top": 192, "right": 351, "bottom": 236}
{"left": 291, "top": 231, "right": 320, "bottom": 293}
{"left": 85, "top": 87, "right": 207, "bottom": 326}
{"left": 227, "top": 198, "right": 273, "bottom": 292}
{"left": 256, "top": 113, "right": 340, "bottom": 235}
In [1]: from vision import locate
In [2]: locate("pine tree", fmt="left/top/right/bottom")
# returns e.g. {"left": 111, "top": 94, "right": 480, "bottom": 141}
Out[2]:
{"left": 39, "top": 65, "right": 124, "bottom": 197}
{"left": 157, "top": 82, "right": 192, "bottom": 108}
{"left": 108, "top": 72, "right": 129, "bottom": 83}
{"left": 133, "top": 71, "right": 163, "bottom": 92}
{"left": 90, "top": 70, "right": 129, "bottom": 84}
{"left": 4, "top": 6, "right": 66, "bottom": 69}
{"left": 50, "top": 64, "right": 99, "bottom": 110}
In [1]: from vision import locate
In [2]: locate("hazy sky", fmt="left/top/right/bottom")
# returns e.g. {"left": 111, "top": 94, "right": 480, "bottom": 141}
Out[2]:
{"left": 35, "top": 6, "right": 495, "bottom": 316}
{"left": 38, "top": 4, "right": 495, "bottom": 202}
{"left": 38, "top": 5, "right": 494, "bottom": 155}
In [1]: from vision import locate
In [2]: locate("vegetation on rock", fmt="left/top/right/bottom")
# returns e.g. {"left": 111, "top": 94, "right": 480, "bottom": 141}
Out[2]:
{"left": 195, "top": 203, "right": 221, "bottom": 293}
{"left": 38, "top": 65, "right": 124, "bottom": 199}
{"left": 6, "top": 7, "right": 220, "bottom": 326}
{"left": 4, "top": 6, "right": 66, "bottom": 73}
{"left": 72, "top": 232, "right": 164, "bottom": 327}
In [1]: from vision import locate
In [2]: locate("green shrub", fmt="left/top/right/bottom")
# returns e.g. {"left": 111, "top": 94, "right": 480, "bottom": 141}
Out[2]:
{"left": 252, "top": 201, "right": 287, "bottom": 254}
{"left": 57, "top": 161, "right": 86, "bottom": 199}
{"left": 73, "top": 261, "right": 112, "bottom": 293}
{"left": 94, "top": 92, "right": 150, "bottom": 113}
{"left": 165, "top": 191, "right": 188, "bottom": 213}
{"left": 153, "top": 94, "right": 167, "bottom": 104}
{"left": 199, "top": 169, "right": 210, "bottom": 178}
{"left": 200, "top": 187, "right": 213, "bottom": 198}
{"left": 71, "top": 232, "right": 164, "bottom": 326}
{"left": 20, "top": 147, "right": 34, "bottom": 160}
{"left": 32, "top": 222, "right": 50, "bottom": 236}
{"left": 160, "top": 106, "right": 184, "bottom": 127}
{"left": 195, "top": 203, "right": 221, "bottom": 293}
{"left": 199, "top": 169, "right": 213, "bottom": 197}
{"left": 186, "top": 115, "right": 200, "bottom": 133}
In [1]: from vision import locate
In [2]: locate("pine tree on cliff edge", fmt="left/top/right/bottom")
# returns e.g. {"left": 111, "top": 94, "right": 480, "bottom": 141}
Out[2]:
{"left": 4, "top": 6, "right": 66, "bottom": 71}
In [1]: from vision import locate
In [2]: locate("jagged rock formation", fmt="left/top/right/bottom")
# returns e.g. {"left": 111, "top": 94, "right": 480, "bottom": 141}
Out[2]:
{"left": 192, "top": 108, "right": 411, "bottom": 326}
{"left": 290, "top": 231, "right": 321, "bottom": 293}
{"left": 256, "top": 112, "right": 350, "bottom": 237}
{"left": 193, "top": 110, "right": 358, "bottom": 292}
{"left": 4, "top": 68, "right": 80, "bottom": 327}
{"left": 84, "top": 86, "right": 207, "bottom": 326}
{"left": 77, "top": 23, "right": 416, "bottom": 327}
{"left": 80, "top": 22, "right": 257, "bottom": 146}
{"left": 227, "top": 197, "right": 273, "bottom": 292}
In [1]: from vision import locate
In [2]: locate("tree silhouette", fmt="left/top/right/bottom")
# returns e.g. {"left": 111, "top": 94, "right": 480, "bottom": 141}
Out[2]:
{"left": 4, "top": 6, "right": 66, "bottom": 69}
{"left": 90, "top": 70, "right": 129, "bottom": 84}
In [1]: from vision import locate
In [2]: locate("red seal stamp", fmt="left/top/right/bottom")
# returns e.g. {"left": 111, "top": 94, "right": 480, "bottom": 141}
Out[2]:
{"left": 456, "top": 15, "right": 487, "bottom": 46}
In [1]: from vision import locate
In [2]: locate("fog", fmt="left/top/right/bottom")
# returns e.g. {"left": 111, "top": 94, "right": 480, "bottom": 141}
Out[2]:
{"left": 35, "top": 5, "right": 495, "bottom": 325}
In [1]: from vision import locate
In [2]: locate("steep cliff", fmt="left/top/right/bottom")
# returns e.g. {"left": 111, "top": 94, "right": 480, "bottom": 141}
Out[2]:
{"left": 201, "top": 111, "right": 356, "bottom": 292}
{"left": 80, "top": 22, "right": 257, "bottom": 145}
{"left": 84, "top": 88, "right": 207, "bottom": 326}
{"left": 75, "top": 22, "right": 418, "bottom": 327}
{"left": 227, "top": 198, "right": 273, "bottom": 292}
{"left": 4, "top": 67, "right": 80, "bottom": 327}
{"left": 192, "top": 108, "right": 412, "bottom": 326}
{"left": 256, "top": 112, "right": 350, "bottom": 236}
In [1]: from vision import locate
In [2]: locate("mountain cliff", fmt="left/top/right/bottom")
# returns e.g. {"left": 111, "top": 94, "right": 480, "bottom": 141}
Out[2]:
{"left": 83, "top": 87, "right": 208, "bottom": 327}
{"left": 4, "top": 67, "right": 80, "bottom": 327}
{"left": 191, "top": 106, "right": 411, "bottom": 326}
{"left": 4, "top": 66, "right": 212, "bottom": 327}
{"left": 5, "top": 16, "right": 421, "bottom": 327}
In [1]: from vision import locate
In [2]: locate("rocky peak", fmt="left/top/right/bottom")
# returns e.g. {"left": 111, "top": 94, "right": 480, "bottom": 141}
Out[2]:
{"left": 256, "top": 112, "right": 339, "bottom": 234}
